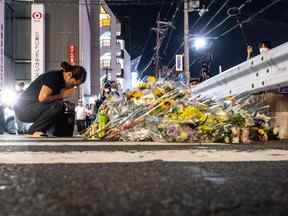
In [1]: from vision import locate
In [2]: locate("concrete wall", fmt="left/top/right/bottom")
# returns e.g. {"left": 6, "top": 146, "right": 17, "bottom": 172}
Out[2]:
{"left": 79, "top": 0, "right": 91, "bottom": 97}
{"left": 40, "top": 0, "right": 79, "bottom": 71}
{"left": 90, "top": 1, "right": 101, "bottom": 95}
{"left": 3, "top": 1, "right": 15, "bottom": 88}
{"left": 4, "top": 56, "right": 14, "bottom": 88}
{"left": 12, "top": 0, "right": 80, "bottom": 81}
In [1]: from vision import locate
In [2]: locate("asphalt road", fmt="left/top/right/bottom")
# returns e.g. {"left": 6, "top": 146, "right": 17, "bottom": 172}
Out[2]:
{"left": 0, "top": 162, "right": 288, "bottom": 216}
{"left": 0, "top": 137, "right": 287, "bottom": 216}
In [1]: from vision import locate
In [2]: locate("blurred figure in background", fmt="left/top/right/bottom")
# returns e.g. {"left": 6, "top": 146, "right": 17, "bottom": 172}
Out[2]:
{"left": 75, "top": 100, "right": 87, "bottom": 134}
{"left": 85, "top": 104, "right": 93, "bottom": 128}
{"left": 259, "top": 41, "right": 271, "bottom": 54}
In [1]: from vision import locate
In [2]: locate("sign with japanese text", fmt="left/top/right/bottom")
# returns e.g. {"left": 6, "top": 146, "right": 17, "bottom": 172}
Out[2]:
{"left": 31, "top": 4, "right": 45, "bottom": 81}
{"left": 176, "top": 55, "right": 183, "bottom": 72}
{"left": 68, "top": 44, "right": 77, "bottom": 65}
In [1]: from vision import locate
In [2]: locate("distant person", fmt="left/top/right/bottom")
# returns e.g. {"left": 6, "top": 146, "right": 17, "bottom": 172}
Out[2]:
{"left": 15, "top": 82, "right": 27, "bottom": 134}
{"left": 177, "top": 71, "right": 186, "bottom": 85}
{"left": 259, "top": 41, "right": 271, "bottom": 54}
{"left": 14, "top": 61, "right": 87, "bottom": 137}
{"left": 85, "top": 104, "right": 94, "bottom": 127}
{"left": 200, "top": 61, "right": 211, "bottom": 82}
{"left": 94, "top": 80, "right": 112, "bottom": 115}
{"left": 247, "top": 45, "right": 254, "bottom": 60}
{"left": 75, "top": 100, "right": 87, "bottom": 134}
{"left": 0, "top": 102, "right": 4, "bottom": 135}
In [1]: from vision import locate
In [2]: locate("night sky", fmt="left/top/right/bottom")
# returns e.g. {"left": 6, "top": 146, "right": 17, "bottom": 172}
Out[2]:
{"left": 109, "top": 0, "right": 288, "bottom": 78}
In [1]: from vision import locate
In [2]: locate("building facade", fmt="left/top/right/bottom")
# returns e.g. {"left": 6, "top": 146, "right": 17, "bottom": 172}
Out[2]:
{"left": 1, "top": 0, "right": 131, "bottom": 100}
{"left": 99, "top": 2, "right": 131, "bottom": 92}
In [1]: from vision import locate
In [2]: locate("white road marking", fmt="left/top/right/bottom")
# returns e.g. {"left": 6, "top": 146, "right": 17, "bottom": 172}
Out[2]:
{"left": 0, "top": 149, "right": 287, "bottom": 164}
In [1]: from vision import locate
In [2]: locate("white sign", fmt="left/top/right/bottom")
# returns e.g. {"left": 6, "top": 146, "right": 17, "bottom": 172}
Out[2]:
{"left": 175, "top": 55, "right": 183, "bottom": 72}
{"left": 31, "top": 4, "right": 45, "bottom": 81}
{"left": 0, "top": 0, "right": 4, "bottom": 90}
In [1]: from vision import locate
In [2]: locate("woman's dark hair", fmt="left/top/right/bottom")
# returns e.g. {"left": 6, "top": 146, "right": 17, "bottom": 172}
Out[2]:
{"left": 61, "top": 61, "right": 87, "bottom": 84}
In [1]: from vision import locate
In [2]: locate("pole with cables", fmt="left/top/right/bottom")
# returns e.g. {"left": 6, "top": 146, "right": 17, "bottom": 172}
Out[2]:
{"left": 152, "top": 20, "right": 175, "bottom": 78}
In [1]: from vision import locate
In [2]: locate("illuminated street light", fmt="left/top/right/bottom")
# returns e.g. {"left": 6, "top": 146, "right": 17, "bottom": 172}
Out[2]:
{"left": 193, "top": 37, "right": 207, "bottom": 50}
{"left": 0, "top": 89, "right": 19, "bottom": 107}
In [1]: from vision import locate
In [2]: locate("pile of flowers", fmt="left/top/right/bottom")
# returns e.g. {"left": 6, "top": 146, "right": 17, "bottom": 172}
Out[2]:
{"left": 84, "top": 77, "right": 279, "bottom": 144}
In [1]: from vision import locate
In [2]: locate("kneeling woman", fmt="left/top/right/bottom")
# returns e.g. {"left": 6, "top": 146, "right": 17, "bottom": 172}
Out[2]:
{"left": 14, "top": 62, "right": 87, "bottom": 137}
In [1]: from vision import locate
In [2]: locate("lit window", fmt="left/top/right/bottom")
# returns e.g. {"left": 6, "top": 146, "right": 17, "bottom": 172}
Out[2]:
{"left": 100, "top": 59, "right": 111, "bottom": 68}
{"left": 100, "top": 39, "right": 111, "bottom": 47}
{"left": 100, "top": 6, "right": 111, "bottom": 27}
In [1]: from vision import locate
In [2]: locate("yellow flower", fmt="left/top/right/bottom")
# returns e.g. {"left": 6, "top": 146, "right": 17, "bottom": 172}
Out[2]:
{"left": 258, "top": 129, "right": 265, "bottom": 135}
{"left": 178, "top": 131, "right": 189, "bottom": 142}
{"left": 180, "top": 106, "right": 202, "bottom": 120}
{"left": 160, "top": 99, "right": 176, "bottom": 111}
{"left": 199, "top": 125, "right": 215, "bottom": 134}
{"left": 153, "top": 87, "right": 165, "bottom": 97}
{"left": 147, "top": 76, "right": 157, "bottom": 84}
{"left": 215, "top": 110, "right": 229, "bottom": 122}
{"left": 128, "top": 91, "right": 145, "bottom": 100}
{"left": 138, "top": 82, "right": 149, "bottom": 89}
{"left": 133, "top": 91, "right": 145, "bottom": 99}
{"left": 168, "top": 113, "right": 178, "bottom": 121}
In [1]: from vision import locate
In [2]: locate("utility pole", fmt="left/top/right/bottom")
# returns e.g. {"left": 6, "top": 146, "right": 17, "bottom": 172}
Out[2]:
{"left": 184, "top": 0, "right": 190, "bottom": 84}
{"left": 152, "top": 20, "right": 175, "bottom": 78}
{"left": 183, "top": 0, "right": 208, "bottom": 84}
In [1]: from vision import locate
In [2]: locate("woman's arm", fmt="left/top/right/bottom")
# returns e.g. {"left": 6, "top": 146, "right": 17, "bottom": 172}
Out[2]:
{"left": 38, "top": 85, "right": 62, "bottom": 102}
{"left": 38, "top": 86, "right": 77, "bottom": 103}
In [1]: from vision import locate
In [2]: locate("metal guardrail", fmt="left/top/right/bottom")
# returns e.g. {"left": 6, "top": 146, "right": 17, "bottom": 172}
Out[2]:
{"left": 192, "top": 42, "right": 288, "bottom": 100}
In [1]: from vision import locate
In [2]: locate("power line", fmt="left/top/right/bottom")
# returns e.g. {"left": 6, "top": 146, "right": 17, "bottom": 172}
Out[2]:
{"left": 137, "top": 0, "right": 168, "bottom": 77}
{"left": 166, "top": 0, "right": 218, "bottom": 69}
{"left": 191, "top": 0, "right": 218, "bottom": 30}
{"left": 163, "top": 0, "right": 183, "bottom": 55}
{"left": 168, "top": 41, "right": 184, "bottom": 67}
{"left": 37, "top": 0, "right": 174, "bottom": 6}
{"left": 165, "top": 0, "right": 176, "bottom": 20}
{"left": 218, "top": 0, "right": 283, "bottom": 38}
{"left": 203, "top": 0, "right": 253, "bottom": 36}
{"left": 200, "top": 0, "right": 231, "bottom": 33}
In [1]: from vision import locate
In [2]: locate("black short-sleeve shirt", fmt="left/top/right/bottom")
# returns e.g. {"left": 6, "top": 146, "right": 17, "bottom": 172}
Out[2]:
{"left": 20, "top": 70, "right": 66, "bottom": 104}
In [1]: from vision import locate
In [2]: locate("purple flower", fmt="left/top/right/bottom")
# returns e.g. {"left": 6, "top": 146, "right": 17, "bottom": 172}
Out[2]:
{"left": 166, "top": 126, "right": 179, "bottom": 137}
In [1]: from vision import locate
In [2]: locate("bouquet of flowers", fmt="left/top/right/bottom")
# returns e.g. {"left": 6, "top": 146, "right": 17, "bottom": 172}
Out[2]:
{"left": 84, "top": 77, "right": 279, "bottom": 144}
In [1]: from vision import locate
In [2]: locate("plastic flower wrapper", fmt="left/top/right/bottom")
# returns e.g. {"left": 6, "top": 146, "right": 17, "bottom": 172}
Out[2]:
{"left": 97, "top": 111, "right": 109, "bottom": 139}
{"left": 120, "top": 127, "right": 153, "bottom": 142}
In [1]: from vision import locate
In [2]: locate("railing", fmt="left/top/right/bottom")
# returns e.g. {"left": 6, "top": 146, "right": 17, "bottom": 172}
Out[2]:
{"left": 192, "top": 42, "right": 288, "bottom": 100}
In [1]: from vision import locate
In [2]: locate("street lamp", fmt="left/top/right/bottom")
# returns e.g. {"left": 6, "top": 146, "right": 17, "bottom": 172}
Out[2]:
{"left": 193, "top": 37, "right": 207, "bottom": 50}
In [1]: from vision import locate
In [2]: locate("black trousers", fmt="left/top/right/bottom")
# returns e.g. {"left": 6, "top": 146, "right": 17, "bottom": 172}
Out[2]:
{"left": 14, "top": 101, "right": 65, "bottom": 134}
{"left": 76, "top": 120, "right": 86, "bottom": 133}
{"left": 0, "top": 105, "right": 5, "bottom": 134}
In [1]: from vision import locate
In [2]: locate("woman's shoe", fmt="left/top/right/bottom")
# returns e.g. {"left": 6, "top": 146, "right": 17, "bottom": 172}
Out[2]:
{"left": 26, "top": 131, "right": 48, "bottom": 138}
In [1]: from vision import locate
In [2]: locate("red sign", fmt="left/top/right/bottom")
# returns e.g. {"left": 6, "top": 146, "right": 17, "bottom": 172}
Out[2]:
{"left": 68, "top": 44, "right": 77, "bottom": 65}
